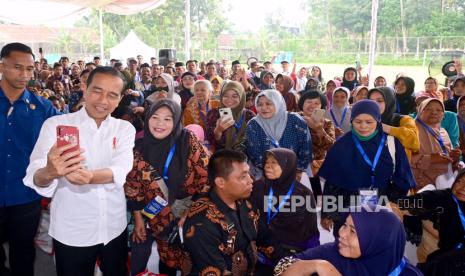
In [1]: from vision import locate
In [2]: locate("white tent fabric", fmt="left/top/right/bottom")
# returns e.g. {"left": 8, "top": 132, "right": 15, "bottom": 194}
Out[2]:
{"left": 0, "top": 0, "right": 166, "bottom": 25}
{"left": 109, "top": 30, "right": 156, "bottom": 61}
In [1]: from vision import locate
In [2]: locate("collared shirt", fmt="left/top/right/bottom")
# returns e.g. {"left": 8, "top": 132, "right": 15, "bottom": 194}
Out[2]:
{"left": 0, "top": 88, "right": 58, "bottom": 206}
{"left": 23, "top": 108, "right": 135, "bottom": 246}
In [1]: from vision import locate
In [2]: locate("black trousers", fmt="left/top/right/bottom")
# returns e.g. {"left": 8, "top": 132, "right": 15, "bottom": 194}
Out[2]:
{"left": 53, "top": 229, "right": 128, "bottom": 276}
{"left": 0, "top": 200, "right": 41, "bottom": 276}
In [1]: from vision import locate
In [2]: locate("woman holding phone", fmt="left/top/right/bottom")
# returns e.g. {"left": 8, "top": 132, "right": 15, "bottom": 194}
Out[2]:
{"left": 206, "top": 81, "right": 255, "bottom": 153}
{"left": 298, "top": 91, "right": 335, "bottom": 198}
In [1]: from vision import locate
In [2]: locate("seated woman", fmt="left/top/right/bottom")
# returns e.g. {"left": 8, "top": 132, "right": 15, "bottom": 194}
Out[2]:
{"left": 373, "top": 75, "right": 387, "bottom": 87}
{"left": 394, "top": 76, "right": 416, "bottom": 115}
{"left": 367, "top": 86, "right": 420, "bottom": 160}
{"left": 124, "top": 99, "right": 209, "bottom": 276}
{"left": 319, "top": 100, "right": 416, "bottom": 237}
{"left": 324, "top": 79, "right": 340, "bottom": 109}
{"left": 178, "top": 72, "right": 196, "bottom": 110}
{"left": 399, "top": 169, "right": 465, "bottom": 276}
{"left": 146, "top": 73, "right": 181, "bottom": 105}
{"left": 341, "top": 67, "right": 359, "bottom": 91}
{"left": 210, "top": 75, "right": 223, "bottom": 99}
{"left": 251, "top": 148, "right": 318, "bottom": 275}
{"left": 245, "top": 89, "right": 311, "bottom": 180}
{"left": 324, "top": 87, "right": 351, "bottom": 138}
{"left": 310, "top": 65, "right": 325, "bottom": 91}
{"left": 351, "top": 85, "right": 369, "bottom": 104}
{"left": 274, "top": 206, "right": 423, "bottom": 276}
{"left": 206, "top": 81, "right": 255, "bottom": 152}
{"left": 182, "top": 80, "right": 220, "bottom": 132}
{"left": 417, "top": 77, "right": 442, "bottom": 100}
{"left": 298, "top": 90, "right": 335, "bottom": 197}
{"left": 259, "top": 70, "right": 275, "bottom": 91}
{"left": 275, "top": 74, "right": 298, "bottom": 112}
{"left": 411, "top": 98, "right": 461, "bottom": 190}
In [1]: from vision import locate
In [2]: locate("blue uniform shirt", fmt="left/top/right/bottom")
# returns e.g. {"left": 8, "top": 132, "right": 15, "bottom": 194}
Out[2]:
{"left": 0, "top": 88, "right": 59, "bottom": 206}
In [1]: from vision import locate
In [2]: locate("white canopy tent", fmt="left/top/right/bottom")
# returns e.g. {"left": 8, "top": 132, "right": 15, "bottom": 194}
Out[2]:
{"left": 109, "top": 30, "right": 156, "bottom": 62}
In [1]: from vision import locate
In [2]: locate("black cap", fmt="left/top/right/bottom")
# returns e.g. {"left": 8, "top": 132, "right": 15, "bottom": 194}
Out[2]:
{"left": 175, "top": 62, "right": 185, "bottom": 67}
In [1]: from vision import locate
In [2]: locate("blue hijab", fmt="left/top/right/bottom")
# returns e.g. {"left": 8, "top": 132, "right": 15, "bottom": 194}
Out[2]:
{"left": 318, "top": 100, "right": 415, "bottom": 192}
{"left": 295, "top": 207, "right": 423, "bottom": 276}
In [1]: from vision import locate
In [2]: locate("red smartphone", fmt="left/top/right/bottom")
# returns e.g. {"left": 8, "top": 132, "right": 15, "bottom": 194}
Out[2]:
{"left": 56, "top": 125, "right": 80, "bottom": 155}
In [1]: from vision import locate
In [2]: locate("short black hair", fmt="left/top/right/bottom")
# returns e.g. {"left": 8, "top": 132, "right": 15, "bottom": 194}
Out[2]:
{"left": 85, "top": 62, "right": 96, "bottom": 67}
{"left": 281, "top": 60, "right": 289, "bottom": 64}
{"left": 263, "top": 61, "right": 271, "bottom": 66}
{"left": 86, "top": 66, "right": 127, "bottom": 94}
{"left": 93, "top": 56, "right": 100, "bottom": 60}
{"left": 53, "top": 62, "right": 63, "bottom": 69}
{"left": 140, "top": 63, "right": 151, "bottom": 69}
{"left": 60, "top": 56, "right": 69, "bottom": 62}
{"left": 206, "top": 62, "right": 215, "bottom": 67}
{"left": 208, "top": 150, "right": 248, "bottom": 185}
{"left": 175, "top": 62, "right": 184, "bottom": 67}
{"left": 0, "top": 42, "right": 35, "bottom": 60}
{"left": 186, "top": 59, "right": 197, "bottom": 65}
{"left": 114, "top": 62, "right": 123, "bottom": 68}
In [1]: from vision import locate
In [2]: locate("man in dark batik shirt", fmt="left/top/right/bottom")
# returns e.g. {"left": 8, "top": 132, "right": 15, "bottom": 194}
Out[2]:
{"left": 183, "top": 150, "right": 284, "bottom": 276}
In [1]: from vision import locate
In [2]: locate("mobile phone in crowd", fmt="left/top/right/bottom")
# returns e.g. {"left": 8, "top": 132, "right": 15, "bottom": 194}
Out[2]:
{"left": 219, "top": 107, "right": 234, "bottom": 122}
{"left": 56, "top": 125, "right": 80, "bottom": 155}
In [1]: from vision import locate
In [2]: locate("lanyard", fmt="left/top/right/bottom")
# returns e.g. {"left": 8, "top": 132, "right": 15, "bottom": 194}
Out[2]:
{"left": 458, "top": 115, "right": 465, "bottom": 135}
{"left": 352, "top": 133, "right": 386, "bottom": 187}
{"left": 232, "top": 111, "right": 245, "bottom": 142}
{"left": 198, "top": 102, "right": 209, "bottom": 125}
{"left": 387, "top": 257, "right": 406, "bottom": 276}
{"left": 330, "top": 107, "right": 347, "bottom": 129}
{"left": 416, "top": 118, "right": 448, "bottom": 154}
{"left": 162, "top": 144, "right": 176, "bottom": 183}
{"left": 452, "top": 195, "right": 465, "bottom": 249}
{"left": 267, "top": 181, "right": 295, "bottom": 224}
{"left": 269, "top": 137, "right": 280, "bottom": 148}
{"left": 396, "top": 101, "right": 401, "bottom": 113}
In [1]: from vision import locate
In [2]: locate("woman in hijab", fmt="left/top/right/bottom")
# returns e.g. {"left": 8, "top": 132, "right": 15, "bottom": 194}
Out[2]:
{"left": 411, "top": 98, "right": 461, "bottom": 190}
{"left": 394, "top": 76, "right": 416, "bottom": 115}
{"left": 275, "top": 206, "right": 423, "bottom": 276}
{"left": 275, "top": 74, "right": 298, "bottom": 112}
{"left": 325, "top": 87, "right": 351, "bottom": 138}
{"left": 298, "top": 91, "right": 335, "bottom": 197}
{"left": 367, "top": 86, "right": 420, "bottom": 160}
{"left": 251, "top": 148, "right": 318, "bottom": 275}
{"left": 178, "top": 72, "right": 197, "bottom": 110}
{"left": 341, "top": 67, "right": 359, "bottom": 91}
{"left": 325, "top": 79, "right": 340, "bottom": 109}
{"left": 259, "top": 70, "right": 275, "bottom": 91}
{"left": 304, "top": 77, "right": 320, "bottom": 92}
{"left": 182, "top": 80, "right": 220, "bottom": 132}
{"left": 245, "top": 89, "right": 311, "bottom": 180}
{"left": 146, "top": 73, "right": 181, "bottom": 106}
{"left": 418, "top": 77, "right": 442, "bottom": 100}
{"left": 124, "top": 99, "right": 209, "bottom": 276}
{"left": 206, "top": 81, "right": 255, "bottom": 152}
{"left": 319, "top": 100, "right": 416, "bottom": 237}
{"left": 210, "top": 75, "right": 223, "bottom": 98}
{"left": 399, "top": 169, "right": 465, "bottom": 275}
{"left": 351, "top": 86, "right": 369, "bottom": 104}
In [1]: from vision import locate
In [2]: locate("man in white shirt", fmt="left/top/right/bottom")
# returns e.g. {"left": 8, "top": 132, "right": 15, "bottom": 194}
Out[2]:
{"left": 24, "top": 66, "right": 135, "bottom": 276}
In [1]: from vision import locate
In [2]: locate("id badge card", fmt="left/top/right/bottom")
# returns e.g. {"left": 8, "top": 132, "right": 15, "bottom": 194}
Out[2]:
{"left": 141, "top": 195, "right": 168, "bottom": 219}
{"left": 359, "top": 188, "right": 378, "bottom": 206}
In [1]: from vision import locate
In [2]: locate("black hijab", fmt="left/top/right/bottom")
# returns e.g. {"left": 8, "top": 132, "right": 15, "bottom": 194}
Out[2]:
{"left": 367, "top": 86, "right": 403, "bottom": 127}
{"left": 394, "top": 76, "right": 416, "bottom": 115}
{"left": 140, "top": 98, "right": 190, "bottom": 203}
{"left": 251, "top": 148, "right": 317, "bottom": 245}
{"left": 342, "top": 67, "right": 359, "bottom": 91}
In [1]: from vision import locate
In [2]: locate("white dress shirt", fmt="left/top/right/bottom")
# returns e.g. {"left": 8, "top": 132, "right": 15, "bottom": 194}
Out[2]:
{"left": 24, "top": 108, "right": 135, "bottom": 246}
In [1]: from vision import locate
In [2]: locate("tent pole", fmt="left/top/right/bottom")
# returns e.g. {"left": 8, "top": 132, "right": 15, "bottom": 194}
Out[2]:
{"left": 99, "top": 8, "right": 104, "bottom": 61}
{"left": 367, "top": 0, "right": 379, "bottom": 85}
{"left": 184, "top": 0, "right": 190, "bottom": 60}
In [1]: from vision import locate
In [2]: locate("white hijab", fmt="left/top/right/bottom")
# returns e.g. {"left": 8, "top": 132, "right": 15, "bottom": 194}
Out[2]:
{"left": 253, "top": 89, "right": 288, "bottom": 142}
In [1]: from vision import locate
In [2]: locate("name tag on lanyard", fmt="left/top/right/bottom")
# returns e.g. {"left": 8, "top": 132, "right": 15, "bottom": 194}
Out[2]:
{"left": 359, "top": 188, "right": 379, "bottom": 206}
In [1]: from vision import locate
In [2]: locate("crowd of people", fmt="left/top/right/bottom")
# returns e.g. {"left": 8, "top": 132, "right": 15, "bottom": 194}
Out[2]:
{"left": 1, "top": 41, "right": 465, "bottom": 276}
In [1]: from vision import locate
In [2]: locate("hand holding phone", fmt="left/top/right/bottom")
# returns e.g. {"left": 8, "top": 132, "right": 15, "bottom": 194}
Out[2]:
{"left": 57, "top": 125, "right": 80, "bottom": 156}
{"left": 312, "top": 109, "right": 326, "bottom": 122}
{"left": 219, "top": 108, "right": 234, "bottom": 122}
